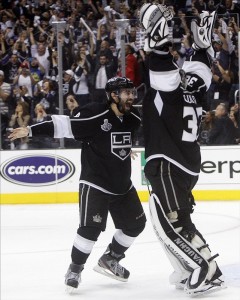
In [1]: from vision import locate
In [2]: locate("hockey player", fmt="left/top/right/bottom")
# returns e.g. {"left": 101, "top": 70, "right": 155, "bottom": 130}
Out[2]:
{"left": 139, "top": 3, "right": 225, "bottom": 296}
{"left": 8, "top": 76, "right": 146, "bottom": 290}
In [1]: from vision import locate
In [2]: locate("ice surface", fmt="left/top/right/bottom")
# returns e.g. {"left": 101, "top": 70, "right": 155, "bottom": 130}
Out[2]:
{"left": 1, "top": 201, "right": 240, "bottom": 300}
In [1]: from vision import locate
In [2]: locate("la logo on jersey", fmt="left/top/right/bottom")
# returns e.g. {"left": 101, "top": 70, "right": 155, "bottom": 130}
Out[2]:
{"left": 111, "top": 132, "right": 132, "bottom": 160}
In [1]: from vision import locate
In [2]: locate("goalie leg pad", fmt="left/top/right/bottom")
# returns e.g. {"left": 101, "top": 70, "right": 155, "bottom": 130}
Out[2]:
{"left": 149, "top": 193, "right": 210, "bottom": 289}
{"left": 164, "top": 245, "right": 191, "bottom": 289}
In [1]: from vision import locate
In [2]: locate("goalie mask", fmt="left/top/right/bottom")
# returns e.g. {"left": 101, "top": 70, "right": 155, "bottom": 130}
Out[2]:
{"left": 105, "top": 77, "right": 136, "bottom": 114}
{"left": 139, "top": 3, "right": 174, "bottom": 50}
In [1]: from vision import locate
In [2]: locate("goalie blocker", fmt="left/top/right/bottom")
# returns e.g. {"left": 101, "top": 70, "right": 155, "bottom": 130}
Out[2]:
{"left": 149, "top": 193, "right": 225, "bottom": 296}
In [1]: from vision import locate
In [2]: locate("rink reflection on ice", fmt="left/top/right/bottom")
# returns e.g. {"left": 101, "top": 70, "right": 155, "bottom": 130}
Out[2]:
{"left": 1, "top": 201, "right": 240, "bottom": 300}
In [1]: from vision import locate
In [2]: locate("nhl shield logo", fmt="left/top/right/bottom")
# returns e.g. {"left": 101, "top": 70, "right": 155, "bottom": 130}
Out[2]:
{"left": 111, "top": 132, "right": 132, "bottom": 160}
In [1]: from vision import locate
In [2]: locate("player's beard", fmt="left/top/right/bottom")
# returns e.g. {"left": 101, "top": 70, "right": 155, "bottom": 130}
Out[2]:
{"left": 117, "top": 99, "right": 133, "bottom": 115}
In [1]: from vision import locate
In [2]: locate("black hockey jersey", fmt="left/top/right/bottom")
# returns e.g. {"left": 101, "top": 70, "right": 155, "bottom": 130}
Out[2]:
{"left": 30, "top": 103, "right": 141, "bottom": 194}
{"left": 143, "top": 50, "right": 212, "bottom": 175}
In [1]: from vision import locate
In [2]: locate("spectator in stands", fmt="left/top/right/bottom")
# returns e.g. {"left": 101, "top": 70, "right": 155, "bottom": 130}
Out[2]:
{"left": 124, "top": 43, "right": 142, "bottom": 87}
{"left": 10, "top": 85, "right": 35, "bottom": 119}
{"left": 29, "top": 57, "right": 45, "bottom": 82}
{"left": 211, "top": 59, "right": 232, "bottom": 108}
{"left": 65, "top": 94, "right": 79, "bottom": 117}
{"left": 35, "top": 78, "right": 58, "bottom": 114}
{"left": 0, "top": 0, "right": 239, "bottom": 150}
{"left": 13, "top": 61, "right": 37, "bottom": 97}
{"left": 64, "top": 94, "right": 82, "bottom": 148}
{"left": 0, "top": 30, "right": 6, "bottom": 56}
{"left": 29, "top": 103, "right": 59, "bottom": 149}
{"left": 0, "top": 69, "right": 11, "bottom": 145}
{"left": 208, "top": 27, "right": 231, "bottom": 109}
{"left": 206, "top": 0, "right": 217, "bottom": 12}
{"left": 97, "top": 24, "right": 109, "bottom": 42}
{"left": 11, "top": 36, "right": 28, "bottom": 61}
{"left": 95, "top": 39, "right": 115, "bottom": 64}
{"left": 207, "top": 103, "right": 238, "bottom": 145}
{"left": 49, "top": 47, "right": 58, "bottom": 81}
{"left": 194, "top": 0, "right": 207, "bottom": 13}
{"left": 12, "top": 0, "right": 31, "bottom": 20}
{"left": 72, "top": 45, "right": 91, "bottom": 107}
{"left": 0, "top": 9, "right": 15, "bottom": 32}
{"left": 229, "top": 108, "right": 239, "bottom": 127}
{"left": 29, "top": 29, "right": 51, "bottom": 76}
{"left": 198, "top": 110, "right": 215, "bottom": 145}
{"left": 229, "top": 104, "right": 240, "bottom": 129}
{"left": 1, "top": 53, "right": 21, "bottom": 84}
{"left": 218, "top": 0, "right": 240, "bottom": 15}
{"left": 62, "top": 69, "right": 75, "bottom": 103}
{"left": 8, "top": 101, "right": 31, "bottom": 149}
{"left": 230, "top": 103, "right": 240, "bottom": 121}
{"left": 228, "top": 43, "right": 239, "bottom": 107}
{"left": 127, "top": 25, "right": 137, "bottom": 44}
{"left": 90, "top": 52, "right": 116, "bottom": 103}
{"left": 32, "top": 103, "right": 49, "bottom": 124}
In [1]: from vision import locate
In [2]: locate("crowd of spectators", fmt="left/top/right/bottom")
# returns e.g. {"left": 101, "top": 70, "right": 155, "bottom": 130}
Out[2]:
{"left": 0, "top": 0, "right": 240, "bottom": 149}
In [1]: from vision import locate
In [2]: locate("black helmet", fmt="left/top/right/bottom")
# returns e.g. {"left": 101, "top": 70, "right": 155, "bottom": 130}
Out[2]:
{"left": 105, "top": 77, "right": 134, "bottom": 94}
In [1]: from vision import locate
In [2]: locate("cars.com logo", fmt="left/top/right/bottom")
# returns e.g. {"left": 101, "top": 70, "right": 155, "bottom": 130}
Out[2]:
{"left": 1, "top": 155, "right": 75, "bottom": 186}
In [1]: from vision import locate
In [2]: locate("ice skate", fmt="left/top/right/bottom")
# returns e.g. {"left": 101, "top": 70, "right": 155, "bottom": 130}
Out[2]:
{"left": 191, "top": 10, "right": 217, "bottom": 57}
{"left": 184, "top": 266, "right": 226, "bottom": 297}
{"left": 184, "top": 275, "right": 226, "bottom": 297}
{"left": 65, "top": 263, "right": 84, "bottom": 293}
{"left": 93, "top": 245, "right": 130, "bottom": 282}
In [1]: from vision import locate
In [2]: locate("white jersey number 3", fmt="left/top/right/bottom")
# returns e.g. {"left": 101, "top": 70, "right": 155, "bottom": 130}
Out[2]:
{"left": 182, "top": 107, "right": 202, "bottom": 142}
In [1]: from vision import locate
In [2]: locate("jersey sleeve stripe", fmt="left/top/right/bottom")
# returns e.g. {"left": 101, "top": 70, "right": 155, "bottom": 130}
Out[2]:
{"left": 150, "top": 69, "right": 181, "bottom": 91}
{"left": 182, "top": 61, "right": 212, "bottom": 89}
{"left": 51, "top": 115, "right": 74, "bottom": 139}
{"left": 130, "top": 111, "right": 141, "bottom": 121}
{"left": 71, "top": 110, "right": 109, "bottom": 121}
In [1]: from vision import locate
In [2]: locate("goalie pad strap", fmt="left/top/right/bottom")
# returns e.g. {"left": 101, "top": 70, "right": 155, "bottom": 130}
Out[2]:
{"left": 208, "top": 254, "right": 219, "bottom": 262}
{"left": 198, "top": 244, "right": 209, "bottom": 251}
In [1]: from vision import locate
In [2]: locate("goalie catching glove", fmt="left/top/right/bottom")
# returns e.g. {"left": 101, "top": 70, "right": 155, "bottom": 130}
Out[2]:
{"left": 139, "top": 3, "right": 174, "bottom": 51}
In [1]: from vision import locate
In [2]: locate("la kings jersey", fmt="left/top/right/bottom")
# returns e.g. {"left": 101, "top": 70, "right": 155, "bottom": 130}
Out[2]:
{"left": 143, "top": 50, "right": 212, "bottom": 175}
{"left": 30, "top": 103, "right": 141, "bottom": 194}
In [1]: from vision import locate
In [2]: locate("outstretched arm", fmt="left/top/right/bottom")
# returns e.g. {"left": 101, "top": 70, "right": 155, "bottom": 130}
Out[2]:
{"left": 8, "top": 115, "right": 73, "bottom": 141}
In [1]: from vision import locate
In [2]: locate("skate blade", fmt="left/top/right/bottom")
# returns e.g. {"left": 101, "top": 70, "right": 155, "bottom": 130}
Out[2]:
{"left": 65, "top": 285, "right": 78, "bottom": 294}
{"left": 93, "top": 265, "right": 128, "bottom": 282}
{"left": 185, "top": 284, "right": 227, "bottom": 297}
{"left": 175, "top": 283, "right": 185, "bottom": 290}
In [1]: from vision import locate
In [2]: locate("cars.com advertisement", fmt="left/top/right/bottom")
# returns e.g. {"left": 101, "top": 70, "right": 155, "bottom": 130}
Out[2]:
{"left": 1, "top": 154, "right": 75, "bottom": 186}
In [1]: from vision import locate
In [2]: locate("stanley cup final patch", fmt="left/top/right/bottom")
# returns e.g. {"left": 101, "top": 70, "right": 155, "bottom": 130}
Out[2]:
{"left": 101, "top": 119, "right": 112, "bottom": 131}
{"left": 111, "top": 132, "right": 132, "bottom": 160}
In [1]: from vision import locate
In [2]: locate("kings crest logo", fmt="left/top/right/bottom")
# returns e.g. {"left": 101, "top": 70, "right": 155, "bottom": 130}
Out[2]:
{"left": 101, "top": 119, "right": 112, "bottom": 131}
{"left": 111, "top": 132, "right": 132, "bottom": 160}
